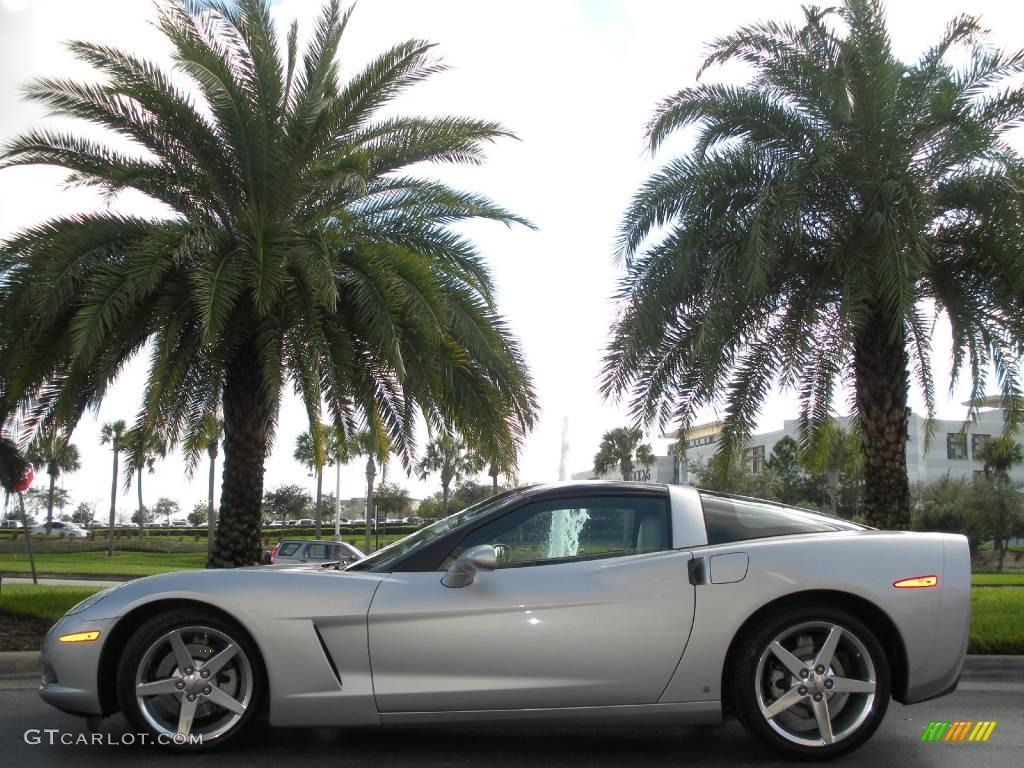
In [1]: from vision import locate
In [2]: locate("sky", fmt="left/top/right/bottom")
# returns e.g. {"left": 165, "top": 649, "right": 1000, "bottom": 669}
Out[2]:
{"left": 1, "top": 0, "right": 1023, "bottom": 519}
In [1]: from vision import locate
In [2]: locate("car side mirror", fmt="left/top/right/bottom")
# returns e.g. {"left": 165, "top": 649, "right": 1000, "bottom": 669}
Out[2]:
{"left": 442, "top": 545, "right": 497, "bottom": 588}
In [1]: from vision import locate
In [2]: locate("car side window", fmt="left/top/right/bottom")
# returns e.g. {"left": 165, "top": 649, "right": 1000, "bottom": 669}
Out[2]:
{"left": 699, "top": 493, "right": 843, "bottom": 545}
{"left": 306, "top": 543, "right": 328, "bottom": 559}
{"left": 443, "top": 495, "right": 670, "bottom": 569}
{"left": 277, "top": 542, "right": 301, "bottom": 557}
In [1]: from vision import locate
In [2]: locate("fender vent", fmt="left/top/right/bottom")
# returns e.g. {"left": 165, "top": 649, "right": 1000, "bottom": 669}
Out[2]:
{"left": 312, "top": 624, "right": 342, "bottom": 688}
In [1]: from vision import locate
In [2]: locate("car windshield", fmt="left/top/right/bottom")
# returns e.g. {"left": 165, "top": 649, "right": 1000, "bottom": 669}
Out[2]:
{"left": 347, "top": 489, "right": 522, "bottom": 572}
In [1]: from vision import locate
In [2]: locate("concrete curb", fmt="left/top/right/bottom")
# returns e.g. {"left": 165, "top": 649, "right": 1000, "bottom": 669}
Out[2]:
{"left": 0, "top": 649, "right": 1022, "bottom": 681}
{"left": 0, "top": 651, "right": 41, "bottom": 678}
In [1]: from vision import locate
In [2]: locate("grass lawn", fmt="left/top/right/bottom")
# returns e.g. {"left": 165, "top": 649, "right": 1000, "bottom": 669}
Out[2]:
{"left": 0, "top": 584, "right": 103, "bottom": 622}
{"left": 969, "top": 587, "right": 1024, "bottom": 654}
{"left": 971, "top": 572, "right": 1024, "bottom": 586}
{"left": 0, "top": 551, "right": 207, "bottom": 577}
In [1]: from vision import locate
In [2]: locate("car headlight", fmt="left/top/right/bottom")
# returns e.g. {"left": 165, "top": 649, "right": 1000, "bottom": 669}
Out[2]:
{"left": 64, "top": 585, "right": 120, "bottom": 616}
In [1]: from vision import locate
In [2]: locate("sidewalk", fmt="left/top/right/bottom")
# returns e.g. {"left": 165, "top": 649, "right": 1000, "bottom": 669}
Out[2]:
{"left": 1, "top": 576, "right": 127, "bottom": 588}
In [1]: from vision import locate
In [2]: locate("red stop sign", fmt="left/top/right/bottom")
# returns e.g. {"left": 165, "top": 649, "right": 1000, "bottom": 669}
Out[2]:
{"left": 12, "top": 465, "right": 33, "bottom": 493}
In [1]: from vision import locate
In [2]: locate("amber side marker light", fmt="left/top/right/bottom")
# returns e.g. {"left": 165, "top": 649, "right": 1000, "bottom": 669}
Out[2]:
{"left": 893, "top": 576, "right": 938, "bottom": 588}
{"left": 58, "top": 631, "right": 100, "bottom": 643}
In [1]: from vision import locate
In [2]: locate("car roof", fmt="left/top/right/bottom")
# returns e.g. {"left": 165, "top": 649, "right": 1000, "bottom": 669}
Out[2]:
{"left": 519, "top": 480, "right": 668, "bottom": 498}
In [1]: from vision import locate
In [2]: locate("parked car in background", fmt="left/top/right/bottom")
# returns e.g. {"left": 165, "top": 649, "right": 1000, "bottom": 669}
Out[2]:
{"left": 169, "top": 520, "right": 190, "bottom": 528}
{"left": 0, "top": 519, "right": 23, "bottom": 528}
{"left": 293, "top": 518, "right": 315, "bottom": 527}
{"left": 30, "top": 521, "right": 88, "bottom": 538}
{"left": 263, "top": 539, "right": 364, "bottom": 566}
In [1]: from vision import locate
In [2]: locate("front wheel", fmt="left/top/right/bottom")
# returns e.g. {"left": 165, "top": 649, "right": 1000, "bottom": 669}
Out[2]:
{"left": 732, "top": 605, "right": 891, "bottom": 760}
{"left": 116, "top": 608, "right": 264, "bottom": 750}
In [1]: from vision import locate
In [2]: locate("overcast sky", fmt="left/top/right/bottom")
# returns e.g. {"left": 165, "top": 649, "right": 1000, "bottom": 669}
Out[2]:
{"left": 2, "top": 0, "right": 1023, "bottom": 519}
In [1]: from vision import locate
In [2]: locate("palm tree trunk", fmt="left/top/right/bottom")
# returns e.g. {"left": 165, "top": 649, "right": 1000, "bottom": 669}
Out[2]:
{"left": 207, "top": 452, "right": 216, "bottom": 560}
{"left": 314, "top": 468, "right": 323, "bottom": 540}
{"left": 364, "top": 457, "right": 376, "bottom": 553}
{"left": 106, "top": 443, "right": 118, "bottom": 557}
{"left": 854, "top": 311, "right": 912, "bottom": 530}
{"left": 212, "top": 345, "right": 273, "bottom": 567}
{"left": 442, "top": 482, "right": 450, "bottom": 516}
{"left": 137, "top": 468, "right": 145, "bottom": 538}
{"left": 490, "top": 466, "right": 498, "bottom": 495}
{"left": 46, "top": 471, "right": 55, "bottom": 535}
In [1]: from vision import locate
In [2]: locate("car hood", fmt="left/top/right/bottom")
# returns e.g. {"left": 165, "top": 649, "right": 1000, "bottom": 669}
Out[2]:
{"left": 79, "top": 565, "right": 387, "bottom": 624}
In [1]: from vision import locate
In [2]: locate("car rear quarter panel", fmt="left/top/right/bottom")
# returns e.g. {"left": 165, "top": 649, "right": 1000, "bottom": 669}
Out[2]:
{"left": 659, "top": 530, "right": 968, "bottom": 705}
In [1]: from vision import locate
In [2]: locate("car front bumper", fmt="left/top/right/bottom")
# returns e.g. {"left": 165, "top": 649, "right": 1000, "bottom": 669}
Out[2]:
{"left": 38, "top": 613, "right": 116, "bottom": 717}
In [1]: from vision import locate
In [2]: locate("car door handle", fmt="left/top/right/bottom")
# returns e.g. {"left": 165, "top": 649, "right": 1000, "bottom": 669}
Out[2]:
{"left": 688, "top": 557, "right": 708, "bottom": 586}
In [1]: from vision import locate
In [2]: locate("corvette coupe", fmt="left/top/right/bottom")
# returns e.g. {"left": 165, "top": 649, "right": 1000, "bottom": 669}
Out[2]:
{"left": 39, "top": 482, "right": 970, "bottom": 759}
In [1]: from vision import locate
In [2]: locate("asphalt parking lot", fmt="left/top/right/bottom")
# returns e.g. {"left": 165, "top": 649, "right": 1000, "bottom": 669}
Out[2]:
{"left": 1, "top": 678, "right": 1021, "bottom": 767}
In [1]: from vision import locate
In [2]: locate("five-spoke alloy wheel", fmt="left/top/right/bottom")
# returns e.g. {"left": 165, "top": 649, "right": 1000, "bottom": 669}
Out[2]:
{"left": 117, "top": 608, "right": 264, "bottom": 750}
{"left": 732, "top": 605, "right": 891, "bottom": 760}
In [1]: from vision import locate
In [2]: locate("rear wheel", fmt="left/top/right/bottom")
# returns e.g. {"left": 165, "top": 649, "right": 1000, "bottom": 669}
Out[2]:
{"left": 117, "top": 608, "right": 263, "bottom": 750}
{"left": 732, "top": 605, "right": 890, "bottom": 760}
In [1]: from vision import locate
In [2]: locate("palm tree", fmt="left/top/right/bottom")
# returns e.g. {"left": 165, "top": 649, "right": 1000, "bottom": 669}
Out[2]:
{"left": 294, "top": 424, "right": 338, "bottom": 540}
{"left": 122, "top": 426, "right": 165, "bottom": 538}
{"left": 592, "top": 427, "right": 655, "bottom": 482}
{"left": 24, "top": 425, "right": 81, "bottom": 535}
{"left": 604, "top": 0, "right": 1024, "bottom": 530}
{"left": 975, "top": 435, "right": 1024, "bottom": 571}
{"left": 100, "top": 420, "right": 127, "bottom": 556}
{"left": 0, "top": 0, "right": 536, "bottom": 566}
{"left": 416, "top": 433, "right": 483, "bottom": 517}
{"left": 196, "top": 415, "right": 223, "bottom": 559}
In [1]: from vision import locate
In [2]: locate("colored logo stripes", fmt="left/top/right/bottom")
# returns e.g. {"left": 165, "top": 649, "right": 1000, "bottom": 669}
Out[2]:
{"left": 920, "top": 721, "right": 997, "bottom": 742}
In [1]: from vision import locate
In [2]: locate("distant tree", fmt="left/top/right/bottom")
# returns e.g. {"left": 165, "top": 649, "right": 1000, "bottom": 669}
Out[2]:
{"left": 416, "top": 480, "right": 506, "bottom": 521}
{"left": 801, "top": 423, "right": 862, "bottom": 517}
{"left": 100, "top": 420, "right": 127, "bottom": 556}
{"left": 295, "top": 425, "right": 339, "bottom": 540}
{"left": 71, "top": 501, "right": 96, "bottom": 528}
{"left": 766, "top": 437, "right": 805, "bottom": 506}
{"left": 593, "top": 427, "right": 655, "bottom": 481}
{"left": 374, "top": 482, "right": 412, "bottom": 519}
{"left": 122, "top": 427, "right": 165, "bottom": 537}
{"left": 154, "top": 497, "right": 180, "bottom": 528}
{"left": 416, "top": 434, "right": 483, "bottom": 517}
{"left": 25, "top": 425, "right": 80, "bottom": 535}
{"left": 975, "top": 436, "right": 1024, "bottom": 571}
{"left": 189, "top": 502, "right": 208, "bottom": 527}
{"left": 262, "top": 485, "right": 311, "bottom": 526}
{"left": 131, "top": 504, "right": 154, "bottom": 526}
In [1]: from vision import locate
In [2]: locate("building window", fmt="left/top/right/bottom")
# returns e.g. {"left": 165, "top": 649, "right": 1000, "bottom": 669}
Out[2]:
{"left": 745, "top": 445, "right": 766, "bottom": 473}
{"left": 946, "top": 433, "right": 968, "bottom": 461}
{"left": 972, "top": 433, "right": 991, "bottom": 460}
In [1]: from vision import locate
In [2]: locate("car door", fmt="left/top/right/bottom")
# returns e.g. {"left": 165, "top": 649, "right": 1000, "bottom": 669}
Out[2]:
{"left": 367, "top": 493, "right": 694, "bottom": 713}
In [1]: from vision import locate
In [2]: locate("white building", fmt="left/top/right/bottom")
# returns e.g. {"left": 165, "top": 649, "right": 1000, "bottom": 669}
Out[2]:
{"left": 574, "top": 398, "right": 1024, "bottom": 487}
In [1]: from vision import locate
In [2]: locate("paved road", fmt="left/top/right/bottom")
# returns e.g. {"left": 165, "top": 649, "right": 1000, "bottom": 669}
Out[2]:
{"left": 0, "top": 679, "right": 1020, "bottom": 767}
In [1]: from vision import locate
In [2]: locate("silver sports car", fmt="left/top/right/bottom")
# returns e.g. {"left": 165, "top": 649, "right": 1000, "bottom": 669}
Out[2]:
{"left": 39, "top": 482, "right": 970, "bottom": 759}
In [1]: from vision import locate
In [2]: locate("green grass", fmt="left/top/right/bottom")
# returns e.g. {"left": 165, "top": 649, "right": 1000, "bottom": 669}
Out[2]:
{"left": 0, "top": 584, "right": 102, "bottom": 622}
{"left": 971, "top": 572, "right": 1024, "bottom": 586}
{"left": 969, "top": 587, "right": 1024, "bottom": 654}
{"left": 0, "top": 551, "right": 208, "bottom": 577}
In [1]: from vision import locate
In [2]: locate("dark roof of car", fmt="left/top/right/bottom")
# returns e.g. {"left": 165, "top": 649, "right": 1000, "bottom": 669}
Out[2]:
{"left": 519, "top": 480, "right": 668, "bottom": 498}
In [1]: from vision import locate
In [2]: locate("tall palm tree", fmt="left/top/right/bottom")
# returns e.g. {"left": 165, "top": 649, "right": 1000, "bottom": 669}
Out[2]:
{"left": 100, "top": 420, "right": 126, "bottom": 556}
{"left": 122, "top": 426, "right": 166, "bottom": 537}
{"left": 345, "top": 428, "right": 387, "bottom": 553}
{"left": 196, "top": 414, "right": 223, "bottom": 559}
{"left": 0, "top": 0, "right": 536, "bottom": 566}
{"left": 604, "top": 0, "right": 1024, "bottom": 529}
{"left": 294, "top": 424, "right": 338, "bottom": 540}
{"left": 977, "top": 435, "right": 1024, "bottom": 483}
{"left": 416, "top": 433, "right": 483, "bottom": 517}
{"left": 592, "top": 427, "right": 655, "bottom": 482}
{"left": 25, "top": 425, "right": 81, "bottom": 535}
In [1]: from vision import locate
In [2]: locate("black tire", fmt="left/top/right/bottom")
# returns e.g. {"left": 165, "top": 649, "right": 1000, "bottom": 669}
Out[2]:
{"left": 117, "top": 607, "right": 264, "bottom": 751}
{"left": 731, "top": 604, "right": 891, "bottom": 761}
